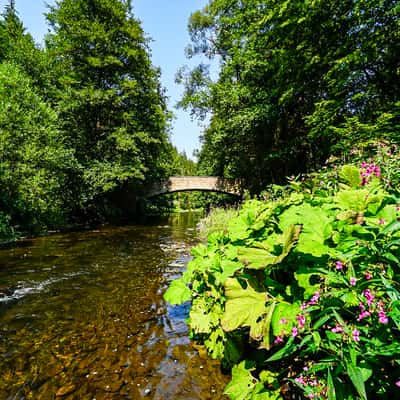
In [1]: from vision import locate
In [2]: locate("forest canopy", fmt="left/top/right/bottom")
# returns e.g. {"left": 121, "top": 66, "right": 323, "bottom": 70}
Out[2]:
{"left": 0, "top": 0, "right": 177, "bottom": 239}
{"left": 179, "top": 0, "right": 399, "bottom": 191}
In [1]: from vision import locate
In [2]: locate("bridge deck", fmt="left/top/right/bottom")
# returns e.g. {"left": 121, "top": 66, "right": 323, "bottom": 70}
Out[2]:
{"left": 145, "top": 176, "right": 243, "bottom": 197}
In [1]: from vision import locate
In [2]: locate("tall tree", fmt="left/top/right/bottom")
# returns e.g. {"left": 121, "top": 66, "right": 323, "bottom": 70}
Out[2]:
{"left": 180, "top": 0, "right": 399, "bottom": 191}
{"left": 45, "top": 0, "right": 171, "bottom": 216}
{"left": 0, "top": 1, "right": 52, "bottom": 95}
{"left": 0, "top": 62, "right": 77, "bottom": 234}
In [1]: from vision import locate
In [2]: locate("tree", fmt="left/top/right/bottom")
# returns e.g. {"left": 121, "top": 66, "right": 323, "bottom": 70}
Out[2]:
{"left": 0, "top": 1, "right": 53, "bottom": 97}
{"left": 45, "top": 0, "right": 171, "bottom": 217}
{"left": 0, "top": 62, "right": 77, "bottom": 234}
{"left": 180, "top": 0, "right": 400, "bottom": 192}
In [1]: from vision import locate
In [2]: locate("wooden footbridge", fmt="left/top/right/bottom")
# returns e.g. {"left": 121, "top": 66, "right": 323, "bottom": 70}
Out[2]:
{"left": 144, "top": 176, "right": 243, "bottom": 198}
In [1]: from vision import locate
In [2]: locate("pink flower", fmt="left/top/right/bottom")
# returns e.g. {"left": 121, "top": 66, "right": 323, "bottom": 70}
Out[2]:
{"left": 363, "top": 289, "right": 375, "bottom": 306}
{"left": 350, "top": 277, "right": 356, "bottom": 286}
{"left": 295, "top": 374, "right": 306, "bottom": 385}
{"left": 379, "top": 313, "right": 389, "bottom": 324}
{"left": 365, "top": 272, "right": 372, "bottom": 280}
{"left": 352, "top": 329, "right": 360, "bottom": 342}
{"left": 378, "top": 218, "right": 386, "bottom": 225}
{"left": 279, "top": 318, "right": 287, "bottom": 325}
{"left": 331, "top": 324, "right": 343, "bottom": 333}
{"left": 336, "top": 261, "right": 343, "bottom": 270}
{"left": 360, "top": 162, "right": 381, "bottom": 185}
{"left": 357, "top": 310, "right": 371, "bottom": 321}
{"left": 377, "top": 302, "right": 389, "bottom": 324}
{"left": 292, "top": 327, "right": 298, "bottom": 337}
{"left": 308, "top": 292, "right": 320, "bottom": 306}
{"left": 274, "top": 335, "right": 284, "bottom": 344}
{"left": 395, "top": 381, "right": 400, "bottom": 388}
{"left": 296, "top": 314, "right": 306, "bottom": 328}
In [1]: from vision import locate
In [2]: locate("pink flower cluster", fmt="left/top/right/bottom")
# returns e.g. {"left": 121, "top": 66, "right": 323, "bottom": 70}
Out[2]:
{"left": 274, "top": 313, "right": 307, "bottom": 343}
{"left": 360, "top": 161, "right": 381, "bottom": 185}
{"left": 334, "top": 261, "right": 357, "bottom": 286}
{"left": 294, "top": 369, "right": 327, "bottom": 399}
{"left": 301, "top": 291, "right": 320, "bottom": 310}
{"left": 357, "top": 289, "right": 389, "bottom": 324}
{"left": 330, "top": 323, "right": 360, "bottom": 343}
{"left": 274, "top": 296, "right": 318, "bottom": 344}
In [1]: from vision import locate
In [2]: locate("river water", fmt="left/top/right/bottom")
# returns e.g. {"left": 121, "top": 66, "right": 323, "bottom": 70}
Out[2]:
{"left": 0, "top": 213, "right": 229, "bottom": 399}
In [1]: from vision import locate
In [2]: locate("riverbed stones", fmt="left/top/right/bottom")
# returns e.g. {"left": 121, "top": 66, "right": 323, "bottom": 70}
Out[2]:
{"left": 0, "top": 221, "right": 230, "bottom": 399}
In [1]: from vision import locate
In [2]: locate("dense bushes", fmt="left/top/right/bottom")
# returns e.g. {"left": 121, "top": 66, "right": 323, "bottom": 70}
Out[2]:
{"left": 165, "top": 163, "right": 400, "bottom": 399}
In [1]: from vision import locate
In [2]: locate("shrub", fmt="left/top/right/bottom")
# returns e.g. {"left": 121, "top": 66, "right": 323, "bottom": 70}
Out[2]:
{"left": 165, "top": 164, "right": 400, "bottom": 399}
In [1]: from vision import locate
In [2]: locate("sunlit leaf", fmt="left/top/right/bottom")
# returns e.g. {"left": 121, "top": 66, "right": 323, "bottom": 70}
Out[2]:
{"left": 163, "top": 279, "right": 191, "bottom": 305}
{"left": 222, "top": 278, "right": 268, "bottom": 340}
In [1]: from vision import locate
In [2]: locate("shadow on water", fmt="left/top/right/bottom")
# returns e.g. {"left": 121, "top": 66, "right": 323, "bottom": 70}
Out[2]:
{"left": 0, "top": 213, "right": 229, "bottom": 399}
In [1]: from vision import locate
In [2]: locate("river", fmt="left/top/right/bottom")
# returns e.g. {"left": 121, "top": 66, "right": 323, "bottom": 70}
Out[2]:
{"left": 0, "top": 213, "right": 229, "bottom": 399}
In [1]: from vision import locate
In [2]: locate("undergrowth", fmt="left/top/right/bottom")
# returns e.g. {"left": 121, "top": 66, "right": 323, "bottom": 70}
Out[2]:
{"left": 165, "top": 159, "right": 400, "bottom": 400}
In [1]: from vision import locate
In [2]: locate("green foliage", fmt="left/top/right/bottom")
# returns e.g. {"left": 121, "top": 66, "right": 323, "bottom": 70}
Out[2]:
{"left": 197, "top": 207, "right": 239, "bottom": 240}
{"left": 164, "top": 163, "right": 400, "bottom": 399}
{"left": 0, "top": 62, "right": 77, "bottom": 235}
{"left": 180, "top": 0, "right": 400, "bottom": 191}
{"left": 0, "top": 0, "right": 175, "bottom": 237}
{"left": 45, "top": 0, "right": 171, "bottom": 217}
{"left": 0, "top": 211, "right": 14, "bottom": 242}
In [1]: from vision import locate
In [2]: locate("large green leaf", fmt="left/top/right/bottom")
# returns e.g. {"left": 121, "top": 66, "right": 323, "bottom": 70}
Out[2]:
{"left": 215, "top": 260, "right": 244, "bottom": 285}
{"left": 294, "top": 269, "right": 321, "bottom": 298}
{"left": 336, "top": 189, "right": 368, "bottom": 212}
{"left": 191, "top": 243, "right": 209, "bottom": 258}
{"left": 346, "top": 363, "right": 367, "bottom": 400}
{"left": 250, "top": 384, "right": 282, "bottom": 400}
{"left": 271, "top": 302, "right": 301, "bottom": 336}
{"left": 224, "top": 361, "right": 257, "bottom": 400}
{"left": 336, "top": 189, "right": 384, "bottom": 215}
{"left": 279, "top": 204, "right": 333, "bottom": 257}
{"left": 228, "top": 209, "right": 256, "bottom": 242}
{"left": 222, "top": 278, "right": 268, "bottom": 340}
{"left": 163, "top": 278, "right": 191, "bottom": 305}
{"left": 189, "top": 297, "right": 222, "bottom": 334}
{"left": 237, "top": 247, "right": 278, "bottom": 270}
{"left": 339, "top": 165, "right": 362, "bottom": 187}
{"left": 238, "top": 225, "right": 300, "bottom": 269}
{"left": 204, "top": 328, "right": 226, "bottom": 359}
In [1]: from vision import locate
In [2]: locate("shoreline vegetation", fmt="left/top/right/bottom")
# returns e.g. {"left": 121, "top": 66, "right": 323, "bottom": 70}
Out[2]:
{"left": 166, "top": 159, "right": 400, "bottom": 399}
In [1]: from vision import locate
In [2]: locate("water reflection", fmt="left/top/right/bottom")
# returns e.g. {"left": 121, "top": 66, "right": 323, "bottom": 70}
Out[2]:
{"left": 0, "top": 213, "right": 229, "bottom": 399}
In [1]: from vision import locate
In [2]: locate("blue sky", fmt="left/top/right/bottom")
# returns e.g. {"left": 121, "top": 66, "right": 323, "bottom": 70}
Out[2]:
{"left": 0, "top": 0, "right": 214, "bottom": 159}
